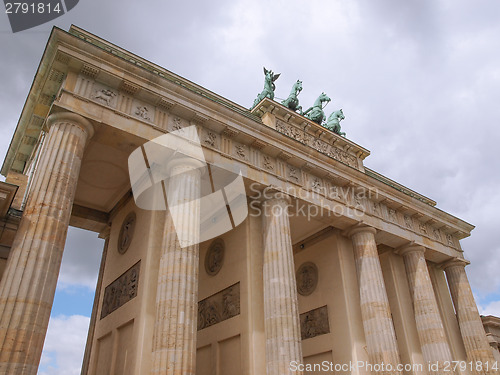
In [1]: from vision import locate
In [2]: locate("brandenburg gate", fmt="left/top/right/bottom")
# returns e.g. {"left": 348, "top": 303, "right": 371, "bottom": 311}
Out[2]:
{"left": 0, "top": 26, "right": 497, "bottom": 375}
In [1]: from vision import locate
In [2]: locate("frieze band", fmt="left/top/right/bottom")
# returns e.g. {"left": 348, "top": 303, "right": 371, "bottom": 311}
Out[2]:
{"left": 78, "top": 77, "right": 459, "bottom": 251}
{"left": 276, "top": 120, "right": 358, "bottom": 169}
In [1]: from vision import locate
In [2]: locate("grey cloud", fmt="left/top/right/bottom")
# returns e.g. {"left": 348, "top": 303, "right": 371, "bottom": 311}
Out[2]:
{"left": 38, "top": 314, "right": 90, "bottom": 375}
{"left": 58, "top": 227, "right": 104, "bottom": 289}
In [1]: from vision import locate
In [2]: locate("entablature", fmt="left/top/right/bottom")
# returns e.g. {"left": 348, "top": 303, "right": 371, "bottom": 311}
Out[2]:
{"left": 2, "top": 25, "right": 474, "bottom": 261}
{"left": 251, "top": 98, "right": 370, "bottom": 171}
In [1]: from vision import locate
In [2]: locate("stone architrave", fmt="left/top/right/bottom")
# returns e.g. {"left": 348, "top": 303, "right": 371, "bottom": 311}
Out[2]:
{"left": 399, "top": 245, "right": 454, "bottom": 374}
{"left": 348, "top": 225, "right": 402, "bottom": 375}
{"left": 0, "top": 112, "right": 94, "bottom": 374}
{"left": 262, "top": 193, "right": 303, "bottom": 375}
{"left": 443, "top": 259, "right": 497, "bottom": 375}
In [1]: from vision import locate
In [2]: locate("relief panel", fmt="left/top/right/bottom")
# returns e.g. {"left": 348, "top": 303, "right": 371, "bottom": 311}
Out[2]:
{"left": 101, "top": 261, "right": 140, "bottom": 319}
{"left": 132, "top": 99, "right": 154, "bottom": 122}
{"left": 262, "top": 155, "right": 275, "bottom": 172}
{"left": 234, "top": 144, "right": 247, "bottom": 160}
{"left": 287, "top": 165, "right": 301, "bottom": 185}
{"left": 169, "top": 116, "right": 185, "bottom": 132}
{"left": 275, "top": 120, "right": 359, "bottom": 169}
{"left": 203, "top": 129, "right": 219, "bottom": 149}
{"left": 198, "top": 282, "right": 240, "bottom": 330}
{"left": 91, "top": 84, "right": 117, "bottom": 108}
{"left": 300, "top": 305, "right": 330, "bottom": 340}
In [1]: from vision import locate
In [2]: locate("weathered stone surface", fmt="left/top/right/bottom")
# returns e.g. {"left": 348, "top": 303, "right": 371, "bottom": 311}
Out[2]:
{"left": 300, "top": 306, "right": 330, "bottom": 340}
{"left": 262, "top": 194, "right": 303, "bottom": 375}
{"left": 150, "top": 158, "right": 203, "bottom": 375}
{"left": 348, "top": 225, "right": 402, "bottom": 375}
{"left": 0, "top": 112, "right": 93, "bottom": 374}
{"left": 444, "top": 259, "right": 496, "bottom": 375}
{"left": 400, "top": 245, "right": 454, "bottom": 374}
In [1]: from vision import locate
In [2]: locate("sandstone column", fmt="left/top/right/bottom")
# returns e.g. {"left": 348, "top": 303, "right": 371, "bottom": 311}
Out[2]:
{"left": 0, "top": 112, "right": 94, "bottom": 374}
{"left": 348, "top": 225, "right": 402, "bottom": 375}
{"left": 150, "top": 157, "right": 203, "bottom": 375}
{"left": 262, "top": 193, "right": 303, "bottom": 375}
{"left": 443, "top": 258, "right": 496, "bottom": 375}
{"left": 399, "top": 245, "right": 454, "bottom": 374}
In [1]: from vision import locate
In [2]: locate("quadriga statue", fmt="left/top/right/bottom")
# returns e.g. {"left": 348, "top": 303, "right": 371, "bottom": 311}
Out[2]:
{"left": 324, "top": 109, "right": 346, "bottom": 137}
{"left": 302, "top": 92, "right": 331, "bottom": 125}
{"left": 250, "top": 67, "right": 280, "bottom": 110}
{"left": 281, "top": 80, "right": 303, "bottom": 114}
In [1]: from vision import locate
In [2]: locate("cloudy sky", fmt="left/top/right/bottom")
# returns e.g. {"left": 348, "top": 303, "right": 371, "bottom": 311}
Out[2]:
{"left": 1, "top": 0, "right": 500, "bottom": 373}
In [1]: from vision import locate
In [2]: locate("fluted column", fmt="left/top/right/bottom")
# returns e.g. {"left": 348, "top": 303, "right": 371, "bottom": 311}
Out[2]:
{"left": 150, "top": 158, "right": 203, "bottom": 375}
{"left": 399, "top": 245, "right": 454, "bottom": 374}
{"left": 443, "top": 259, "right": 496, "bottom": 374}
{"left": 348, "top": 225, "right": 402, "bottom": 375}
{"left": 262, "top": 193, "right": 303, "bottom": 375}
{"left": 0, "top": 112, "right": 94, "bottom": 374}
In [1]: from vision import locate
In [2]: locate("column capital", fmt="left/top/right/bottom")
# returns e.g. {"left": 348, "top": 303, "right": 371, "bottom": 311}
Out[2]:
{"left": 261, "top": 187, "right": 291, "bottom": 205}
{"left": 440, "top": 257, "right": 470, "bottom": 270}
{"left": 346, "top": 223, "right": 376, "bottom": 238}
{"left": 396, "top": 243, "right": 426, "bottom": 257}
{"left": 165, "top": 156, "right": 206, "bottom": 177}
{"left": 47, "top": 112, "right": 95, "bottom": 139}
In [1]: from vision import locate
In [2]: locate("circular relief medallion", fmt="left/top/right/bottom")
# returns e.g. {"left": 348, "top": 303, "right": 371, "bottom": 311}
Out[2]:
{"left": 205, "top": 238, "right": 225, "bottom": 276}
{"left": 296, "top": 262, "right": 318, "bottom": 296}
{"left": 118, "top": 212, "right": 136, "bottom": 254}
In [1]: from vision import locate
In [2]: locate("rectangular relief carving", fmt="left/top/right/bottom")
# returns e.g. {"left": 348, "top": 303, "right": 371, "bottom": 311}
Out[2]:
{"left": 275, "top": 120, "right": 359, "bottom": 169}
{"left": 198, "top": 282, "right": 240, "bottom": 330}
{"left": 100, "top": 261, "right": 140, "bottom": 319}
{"left": 300, "top": 305, "right": 330, "bottom": 340}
